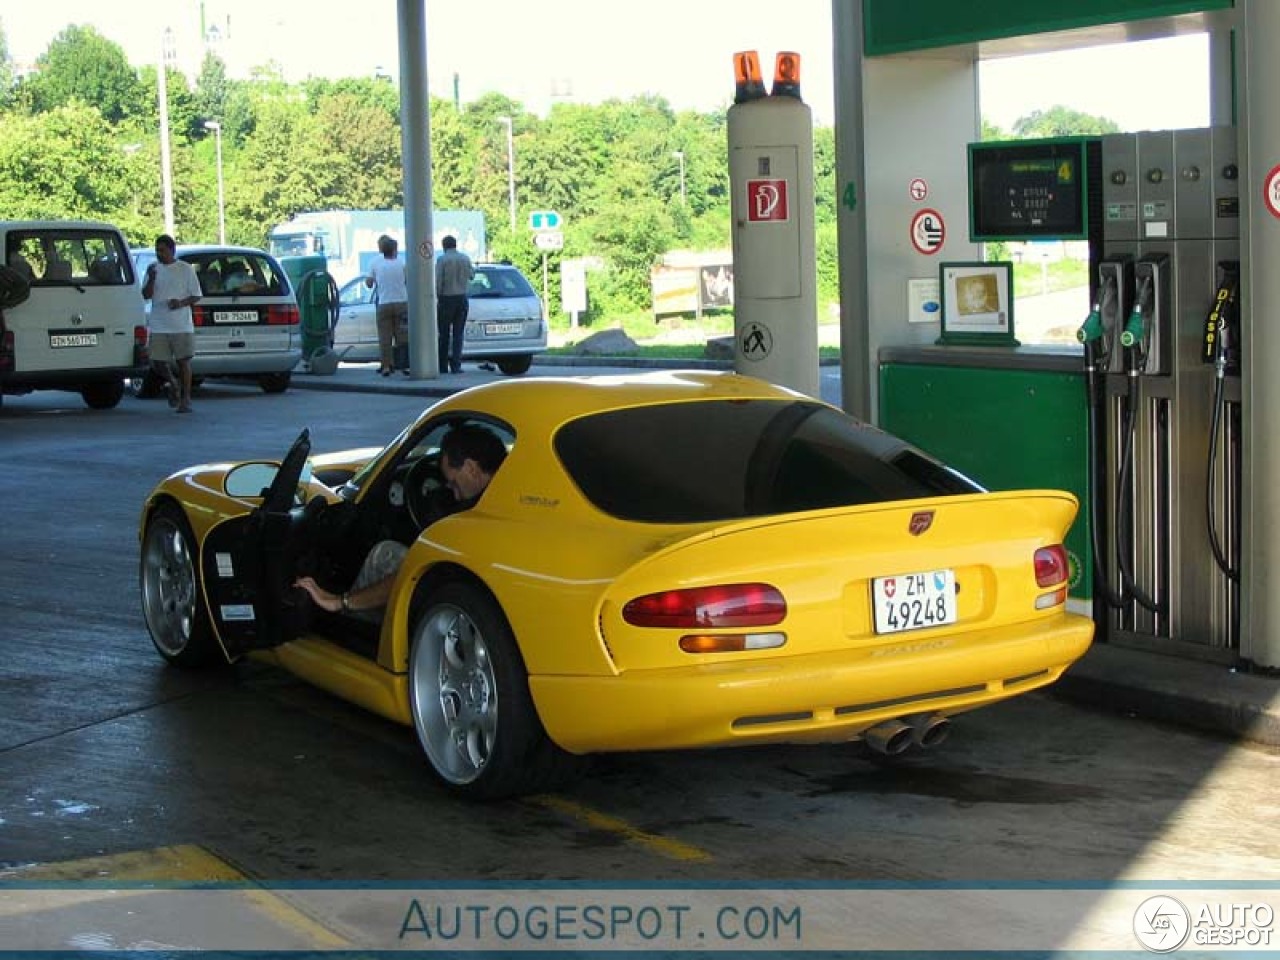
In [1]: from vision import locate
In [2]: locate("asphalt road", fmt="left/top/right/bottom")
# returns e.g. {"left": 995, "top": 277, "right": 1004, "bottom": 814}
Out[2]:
{"left": 2, "top": 381, "right": 1277, "bottom": 899}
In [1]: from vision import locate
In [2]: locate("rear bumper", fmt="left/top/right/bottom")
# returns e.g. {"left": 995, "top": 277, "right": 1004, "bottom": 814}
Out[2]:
{"left": 529, "top": 614, "right": 1094, "bottom": 754}
{"left": 1, "top": 365, "right": 148, "bottom": 393}
{"left": 191, "top": 348, "right": 301, "bottom": 376}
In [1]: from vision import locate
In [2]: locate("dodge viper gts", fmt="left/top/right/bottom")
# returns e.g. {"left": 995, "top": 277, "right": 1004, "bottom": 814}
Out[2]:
{"left": 139, "top": 371, "right": 1093, "bottom": 799}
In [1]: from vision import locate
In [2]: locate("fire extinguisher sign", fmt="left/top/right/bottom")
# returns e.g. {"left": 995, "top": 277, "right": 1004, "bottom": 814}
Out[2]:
{"left": 747, "top": 179, "right": 790, "bottom": 222}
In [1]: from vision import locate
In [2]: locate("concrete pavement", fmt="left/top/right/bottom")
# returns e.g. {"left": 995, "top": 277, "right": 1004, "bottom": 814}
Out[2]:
{"left": 289, "top": 357, "right": 1280, "bottom": 748}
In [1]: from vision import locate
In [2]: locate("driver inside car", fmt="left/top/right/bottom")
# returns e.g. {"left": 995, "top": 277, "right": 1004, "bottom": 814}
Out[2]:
{"left": 293, "top": 423, "right": 507, "bottom": 619}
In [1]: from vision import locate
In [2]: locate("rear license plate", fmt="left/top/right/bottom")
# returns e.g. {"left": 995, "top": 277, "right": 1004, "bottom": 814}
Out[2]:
{"left": 213, "top": 310, "right": 258, "bottom": 325}
{"left": 871, "top": 569, "right": 957, "bottom": 634}
{"left": 50, "top": 333, "right": 99, "bottom": 348}
{"left": 484, "top": 322, "right": 522, "bottom": 336}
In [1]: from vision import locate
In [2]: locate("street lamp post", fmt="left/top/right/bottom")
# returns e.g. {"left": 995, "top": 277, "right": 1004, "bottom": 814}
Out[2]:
{"left": 158, "top": 27, "right": 176, "bottom": 236}
{"left": 203, "top": 120, "right": 225, "bottom": 244}
{"left": 673, "top": 150, "right": 686, "bottom": 205}
{"left": 498, "top": 116, "right": 516, "bottom": 232}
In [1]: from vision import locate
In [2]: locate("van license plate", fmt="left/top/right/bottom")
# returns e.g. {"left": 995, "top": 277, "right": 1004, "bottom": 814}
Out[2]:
{"left": 484, "top": 322, "right": 522, "bottom": 336}
{"left": 50, "top": 333, "right": 99, "bottom": 348}
{"left": 213, "top": 310, "right": 258, "bottom": 325}
{"left": 871, "top": 569, "right": 957, "bottom": 634}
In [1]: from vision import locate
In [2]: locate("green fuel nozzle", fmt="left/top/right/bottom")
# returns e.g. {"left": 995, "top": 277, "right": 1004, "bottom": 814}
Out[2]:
{"left": 1120, "top": 306, "right": 1145, "bottom": 349}
{"left": 1077, "top": 308, "right": 1105, "bottom": 344}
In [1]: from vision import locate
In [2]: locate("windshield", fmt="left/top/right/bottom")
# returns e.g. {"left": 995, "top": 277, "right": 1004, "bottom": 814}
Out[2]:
{"left": 269, "top": 232, "right": 320, "bottom": 258}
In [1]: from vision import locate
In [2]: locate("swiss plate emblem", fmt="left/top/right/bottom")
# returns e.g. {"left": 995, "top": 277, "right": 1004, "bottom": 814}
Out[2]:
{"left": 908, "top": 510, "right": 935, "bottom": 536}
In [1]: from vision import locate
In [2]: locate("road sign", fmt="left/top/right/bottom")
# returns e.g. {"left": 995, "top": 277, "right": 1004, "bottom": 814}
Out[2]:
{"left": 529, "top": 210, "right": 561, "bottom": 231}
{"left": 1264, "top": 164, "right": 1280, "bottom": 220}
{"left": 534, "top": 230, "right": 564, "bottom": 251}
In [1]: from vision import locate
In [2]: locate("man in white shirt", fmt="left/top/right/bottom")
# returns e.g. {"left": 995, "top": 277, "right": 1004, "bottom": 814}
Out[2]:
{"left": 141, "top": 235, "right": 202, "bottom": 413}
{"left": 365, "top": 235, "right": 409, "bottom": 376}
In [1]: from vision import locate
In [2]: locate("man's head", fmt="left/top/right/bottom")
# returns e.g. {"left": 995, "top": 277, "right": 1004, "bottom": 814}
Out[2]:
{"left": 442, "top": 235, "right": 457, "bottom": 250}
{"left": 377, "top": 234, "right": 397, "bottom": 258}
{"left": 439, "top": 424, "right": 507, "bottom": 503}
{"left": 154, "top": 234, "right": 177, "bottom": 265}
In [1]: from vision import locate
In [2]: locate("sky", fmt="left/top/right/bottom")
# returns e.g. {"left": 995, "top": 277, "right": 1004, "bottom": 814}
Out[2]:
{"left": 2, "top": 1, "right": 1210, "bottom": 131}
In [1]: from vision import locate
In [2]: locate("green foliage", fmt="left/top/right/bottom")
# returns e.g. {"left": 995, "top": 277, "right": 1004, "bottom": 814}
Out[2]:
{"left": 21, "top": 25, "right": 141, "bottom": 124}
{"left": 1012, "top": 105, "right": 1119, "bottom": 138}
{"left": 0, "top": 20, "right": 12, "bottom": 108}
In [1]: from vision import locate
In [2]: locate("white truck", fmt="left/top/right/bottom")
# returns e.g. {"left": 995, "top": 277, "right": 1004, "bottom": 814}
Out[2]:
{"left": 267, "top": 209, "right": 487, "bottom": 287}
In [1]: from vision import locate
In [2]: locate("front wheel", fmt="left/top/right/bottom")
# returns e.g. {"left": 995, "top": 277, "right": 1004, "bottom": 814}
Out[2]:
{"left": 496, "top": 355, "right": 533, "bottom": 376}
{"left": 259, "top": 372, "right": 291, "bottom": 394}
{"left": 81, "top": 380, "right": 124, "bottom": 409}
{"left": 140, "top": 503, "right": 220, "bottom": 667}
{"left": 408, "top": 580, "right": 580, "bottom": 799}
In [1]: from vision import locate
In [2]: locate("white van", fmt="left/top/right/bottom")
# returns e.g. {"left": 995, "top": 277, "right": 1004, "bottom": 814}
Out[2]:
{"left": 0, "top": 220, "right": 149, "bottom": 409}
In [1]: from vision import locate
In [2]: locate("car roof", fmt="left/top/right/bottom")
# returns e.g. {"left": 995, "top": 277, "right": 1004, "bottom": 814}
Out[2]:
{"left": 433, "top": 371, "right": 810, "bottom": 437}
{"left": 3, "top": 219, "right": 125, "bottom": 232}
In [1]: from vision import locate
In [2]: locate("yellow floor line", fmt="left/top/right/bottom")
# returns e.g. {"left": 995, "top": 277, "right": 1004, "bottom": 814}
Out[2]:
{"left": 0, "top": 844, "right": 348, "bottom": 948}
{"left": 533, "top": 795, "right": 713, "bottom": 863}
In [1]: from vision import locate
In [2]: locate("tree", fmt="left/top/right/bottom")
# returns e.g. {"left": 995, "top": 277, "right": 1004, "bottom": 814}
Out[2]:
{"left": 1012, "top": 105, "right": 1119, "bottom": 138}
{"left": 0, "top": 19, "right": 13, "bottom": 108}
{"left": 21, "top": 24, "right": 141, "bottom": 124}
{"left": 312, "top": 92, "right": 402, "bottom": 208}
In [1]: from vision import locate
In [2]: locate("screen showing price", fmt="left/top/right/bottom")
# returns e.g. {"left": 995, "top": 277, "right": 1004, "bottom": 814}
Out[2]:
{"left": 969, "top": 140, "right": 1089, "bottom": 240}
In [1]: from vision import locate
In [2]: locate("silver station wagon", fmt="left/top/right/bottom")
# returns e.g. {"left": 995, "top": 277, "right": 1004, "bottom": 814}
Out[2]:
{"left": 334, "top": 261, "right": 546, "bottom": 375}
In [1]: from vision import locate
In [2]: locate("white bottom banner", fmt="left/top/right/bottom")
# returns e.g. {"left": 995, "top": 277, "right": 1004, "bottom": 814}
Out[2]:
{"left": 1, "top": 885, "right": 1277, "bottom": 953}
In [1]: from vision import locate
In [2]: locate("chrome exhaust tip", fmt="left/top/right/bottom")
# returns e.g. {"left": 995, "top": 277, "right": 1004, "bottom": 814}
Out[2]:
{"left": 863, "top": 719, "right": 915, "bottom": 756}
{"left": 905, "top": 713, "right": 951, "bottom": 749}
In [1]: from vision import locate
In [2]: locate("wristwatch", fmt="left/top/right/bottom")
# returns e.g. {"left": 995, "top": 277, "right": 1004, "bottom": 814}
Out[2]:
{"left": 341, "top": 592, "right": 351, "bottom": 613}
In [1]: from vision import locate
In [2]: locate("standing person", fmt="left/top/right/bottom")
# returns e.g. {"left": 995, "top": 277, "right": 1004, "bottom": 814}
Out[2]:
{"left": 434, "top": 234, "right": 474, "bottom": 374}
{"left": 141, "top": 234, "right": 201, "bottom": 413}
{"left": 365, "top": 234, "right": 409, "bottom": 376}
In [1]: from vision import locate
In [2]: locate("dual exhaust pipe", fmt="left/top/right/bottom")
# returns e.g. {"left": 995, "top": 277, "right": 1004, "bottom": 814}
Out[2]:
{"left": 862, "top": 713, "right": 950, "bottom": 756}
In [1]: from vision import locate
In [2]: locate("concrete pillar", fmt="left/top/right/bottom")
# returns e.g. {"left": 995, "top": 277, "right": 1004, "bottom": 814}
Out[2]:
{"left": 832, "top": 0, "right": 872, "bottom": 421}
{"left": 397, "top": 0, "right": 438, "bottom": 378}
{"left": 1240, "top": 0, "right": 1280, "bottom": 668}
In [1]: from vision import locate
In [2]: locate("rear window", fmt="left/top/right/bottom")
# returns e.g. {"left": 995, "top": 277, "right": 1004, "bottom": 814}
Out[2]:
{"left": 469, "top": 267, "right": 535, "bottom": 298}
{"left": 181, "top": 252, "right": 289, "bottom": 297}
{"left": 554, "top": 399, "right": 983, "bottom": 523}
{"left": 6, "top": 229, "right": 133, "bottom": 286}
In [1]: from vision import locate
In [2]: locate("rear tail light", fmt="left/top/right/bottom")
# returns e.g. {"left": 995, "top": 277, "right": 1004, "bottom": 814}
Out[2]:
{"left": 1034, "top": 545, "right": 1069, "bottom": 588}
{"left": 0, "top": 329, "right": 13, "bottom": 373}
{"left": 267, "top": 304, "right": 300, "bottom": 326}
{"left": 192, "top": 305, "right": 210, "bottom": 327}
{"left": 623, "top": 583, "right": 786, "bottom": 629}
{"left": 1034, "top": 545, "right": 1069, "bottom": 609}
{"left": 133, "top": 325, "right": 150, "bottom": 366}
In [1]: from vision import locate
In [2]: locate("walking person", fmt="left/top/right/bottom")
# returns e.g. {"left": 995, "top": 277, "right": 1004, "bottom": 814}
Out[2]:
{"left": 365, "top": 234, "right": 409, "bottom": 376}
{"left": 141, "top": 234, "right": 201, "bottom": 413}
{"left": 434, "top": 234, "right": 474, "bottom": 374}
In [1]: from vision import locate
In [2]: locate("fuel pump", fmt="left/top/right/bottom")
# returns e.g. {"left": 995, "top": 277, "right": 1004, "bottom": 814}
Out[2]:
{"left": 1114, "top": 253, "right": 1169, "bottom": 614}
{"left": 1203, "top": 260, "right": 1241, "bottom": 582}
{"left": 1077, "top": 257, "right": 1130, "bottom": 609}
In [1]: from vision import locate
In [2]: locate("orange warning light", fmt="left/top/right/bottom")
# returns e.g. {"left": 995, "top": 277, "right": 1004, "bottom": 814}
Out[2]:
{"left": 772, "top": 51, "right": 802, "bottom": 100}
{"left": 733, "top": 50, "right": 767, "bottom": 104}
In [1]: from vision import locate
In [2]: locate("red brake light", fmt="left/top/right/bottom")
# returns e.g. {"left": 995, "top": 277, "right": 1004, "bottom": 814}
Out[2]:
{"left": 268, "top": 304, "right": 300, "bottom": 326}
{"left": 0, "top": 329, "right": 13, "bottom": 373}
{"left": 191, "top": 305, "right": 210, "bottom": 327}
{"left": 134, "top": 325, "right": 150, "bottom": 365}
{"left": 1034, "top": 545, "right": 1069, "bottom": 588}
{"left": 623, "top": 583, "right": 786, "bottom": 628}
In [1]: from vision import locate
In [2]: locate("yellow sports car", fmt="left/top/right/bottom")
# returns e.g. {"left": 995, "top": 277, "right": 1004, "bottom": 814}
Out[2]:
{"left": 139, "top": 371, "right": 1093, "bottom": 799}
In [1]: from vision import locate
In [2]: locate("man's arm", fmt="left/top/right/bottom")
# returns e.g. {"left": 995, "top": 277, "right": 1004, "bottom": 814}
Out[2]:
{"left": 141, "top": 263, "right": 156, "bottom": 300}
{"left": 294, "top": 574, "right": 394, "bottom": 614}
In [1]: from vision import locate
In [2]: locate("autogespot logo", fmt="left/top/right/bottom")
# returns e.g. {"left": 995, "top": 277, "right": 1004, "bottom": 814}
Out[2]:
{"left": 1134, "top": 895, "right": 1192, "bottom": 952}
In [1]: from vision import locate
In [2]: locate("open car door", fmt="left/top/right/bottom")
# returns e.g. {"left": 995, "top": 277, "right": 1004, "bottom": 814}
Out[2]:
{"left": 200, "top": 428, "right": 315, "bottom": 660}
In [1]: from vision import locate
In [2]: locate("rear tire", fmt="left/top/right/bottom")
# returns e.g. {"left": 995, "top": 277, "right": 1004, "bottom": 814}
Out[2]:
{"left": 408, "top": 580, "right": 582, "bottom": 800}
{"left": 496, "top": 355, "right": 533, "bottom": 376}
{"left": 140, "top": 503, "right": 220, "bottom": 667}
{"left": 259, "top": 372, "right": 291, "bottom": 394}
{"left": 82, "top": 380, "right": 124, "bottom": 409}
